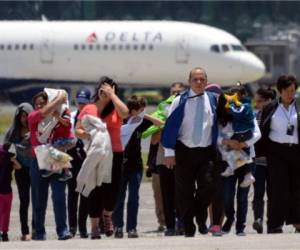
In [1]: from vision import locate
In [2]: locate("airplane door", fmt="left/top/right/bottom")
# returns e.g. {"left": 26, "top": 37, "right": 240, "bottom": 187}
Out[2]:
{"left": 40, "top": 34, "right": 54, "bottom": 63}
{"left": 176, "top": 39, "right": 189, "bottom": 63}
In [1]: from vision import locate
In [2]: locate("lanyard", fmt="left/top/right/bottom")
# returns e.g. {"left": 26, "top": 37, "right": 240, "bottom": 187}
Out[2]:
{"left": 279, "top": 103, "right": 295, "bottom": 125}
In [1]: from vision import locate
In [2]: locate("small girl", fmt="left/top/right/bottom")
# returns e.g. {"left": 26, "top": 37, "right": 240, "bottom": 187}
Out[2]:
{"left": 0, "top": 143, "right": 22, "bottom": 241}
{"left": 220, "top": 84, "right": 255, "bottom": 187}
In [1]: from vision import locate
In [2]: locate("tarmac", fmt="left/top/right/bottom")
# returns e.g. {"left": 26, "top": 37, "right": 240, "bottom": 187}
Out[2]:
{"left": 1, "top": 182, "right": 300, "bottom": 250}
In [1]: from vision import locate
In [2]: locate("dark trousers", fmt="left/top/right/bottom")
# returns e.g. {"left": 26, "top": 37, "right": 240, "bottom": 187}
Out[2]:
{"left": 113, "top": 168, "right": 143, "bottom": 231}
{"left": 252, "top": 164, "right": 269, "bottom": 221}
{"left": 175, "top": 142, "right": 215, "bottom": 235}
{"left": 67, "top": 166, "right": 88, "bottom": 234}
{"left": 223, "top": 164, "right": 251, "bottom": 233}
{"left": 267, "top": 141, "right": 300, "bottom": 229}
{"left": 211, "top": 160, "right": 224, "bottom": 225}
{"left": 88, "top": 152, "right": 123, "bottom": 216}
{"left": 15, "top": 166, "right": 33, "bottom": 235}
{"left": 159, "top": 165, "right": 176, "bottom": 230}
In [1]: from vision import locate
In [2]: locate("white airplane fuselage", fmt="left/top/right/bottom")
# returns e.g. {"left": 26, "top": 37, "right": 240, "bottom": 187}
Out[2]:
{"left": 0, "top": 20, "right": 265, "bottom": 88}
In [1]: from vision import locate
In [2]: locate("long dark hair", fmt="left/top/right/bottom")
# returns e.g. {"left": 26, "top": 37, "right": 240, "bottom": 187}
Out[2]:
{"left": 4, "top": 103, "right": 33, "bottom": 144}
{"left": 217, "top": 93, "right": 232, "bottom": 127}
{"left": 93, "top": 76, "right": 119, "bottom": 119}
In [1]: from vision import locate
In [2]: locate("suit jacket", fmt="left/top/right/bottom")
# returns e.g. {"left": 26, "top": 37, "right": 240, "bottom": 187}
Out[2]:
{"left": 256, "top": 99, "right": 300, "bottom": 157}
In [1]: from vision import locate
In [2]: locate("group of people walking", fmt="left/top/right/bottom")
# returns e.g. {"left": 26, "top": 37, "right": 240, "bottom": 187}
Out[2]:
{"left": 0, "top": 67, "right": 300, "bottom": 242}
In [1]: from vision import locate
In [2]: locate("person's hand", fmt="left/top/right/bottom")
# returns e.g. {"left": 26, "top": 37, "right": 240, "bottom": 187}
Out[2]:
{"left": 100, "top": 83, "right": 115, "bottom": 98}
{"left": 238, "top": 142, "right": 248, "bottom": 150}
{"left": 164, "top": 156, "right": 176, "bottom": 169}
{"left": 223, "top": 139, "right": 240, "bottom": 150}
{"left": 58, "top": 91, "right": 67, "bottom": 104}
{"left": 52, "top": 110, "right": 60, "bottom": 119}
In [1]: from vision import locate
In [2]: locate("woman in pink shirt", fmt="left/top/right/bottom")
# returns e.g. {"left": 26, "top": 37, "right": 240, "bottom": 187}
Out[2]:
{"left": 76, "top": 76, "right": 128, "bottom": 239}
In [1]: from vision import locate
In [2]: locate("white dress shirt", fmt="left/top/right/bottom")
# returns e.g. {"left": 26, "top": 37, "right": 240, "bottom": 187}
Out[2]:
{"left": 269, "top": 101, "right": 298, "bottom": 144}
{"left": 217, "top": 119, "right": 261, "bottom": 161}
{"left": 164, "top": 89, "right": 214, "bottom": 157}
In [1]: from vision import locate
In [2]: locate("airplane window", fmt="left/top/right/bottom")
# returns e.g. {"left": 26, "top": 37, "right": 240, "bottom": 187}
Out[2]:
{"left": 81, "top": 44, "right": 86, "bottom": 50}
{"left": 96, "top": 44, "right": 100, "bottom": 50}
{"left": 210, "top": 45, "right": 220, "bottom": 53}
{"left": 231, "top": 44, "right": 244, "bottom": 51}
{"left": 141, "top": 44, "right": 145, "bottom": 50}
{"left": 30, "top": 44, "right": 34, "bottom": 50}
{"left": 119, "top": 45, "right": 123, "bottom": 50}
{"left": 133, "top": 44, "right": 138, "bottom": 50}
{"left": 103, "top": 44, "right": 108, "bottom": 50}
{"left": 15, "top": 44, "right": 19, "bottom": 50}
{"left": 89, "top": 44, "right": 93, "bottom": 50}
{"left": 111, "top": 44, "right": 116, "bottom": 50}
{"left": 22, "top": 44, "right": 27, "bottom": 50}
{"left": 0, "top": 44, "right": 4, "bottom": 50}
{"left": 149, "top": 44, "right": 154, "bottom": 50}
{"left": 125, "top": 44, "right": 130, "bottom": 50}
{"left": 74, "top": 44, "right": 78, "bottom": 50}
{"left": 222, "top": 44, "right": 229, "bottom": 52}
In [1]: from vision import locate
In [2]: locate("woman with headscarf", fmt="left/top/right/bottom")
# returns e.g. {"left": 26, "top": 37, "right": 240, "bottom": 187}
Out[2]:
{"left": 5, "top": 103, "right": 34, "bottom": 241}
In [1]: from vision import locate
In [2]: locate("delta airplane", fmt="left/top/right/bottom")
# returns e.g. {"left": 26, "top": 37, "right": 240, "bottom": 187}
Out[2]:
{"left": 0, "top": 20, "right": 265, "bottom": 101}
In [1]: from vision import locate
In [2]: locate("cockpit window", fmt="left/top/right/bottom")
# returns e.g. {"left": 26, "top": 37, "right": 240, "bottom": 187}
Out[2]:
{"left": 221, "top": 44, "right": 230, "bottom": 52}
{"left": 210, "top": 45, "right": 220, "bottom": 53}
{"left": 231, "top": 44, "right": 244, "bottom": 51}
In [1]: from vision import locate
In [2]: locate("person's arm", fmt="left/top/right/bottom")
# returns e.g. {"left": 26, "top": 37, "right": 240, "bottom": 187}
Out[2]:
{"left": 11, "top": 157, "right": 22, "bottom": 170}
{"left": 75, "top": 120, "right": 91, "bottom": 140}
{"left": 163, "top": 96, "right": 181, "bottom": 168}
{"left": 239, "top": 119, "right": 261, "bottom": 149}
{"left": 40, "top": 92, "right": 67, "bottom": 119}
{"left": 101, "top": 83, "right": 129, "bottom": 119}
{"left": 53, "top": 110, "right": 71, "bottom": 127}
{"left": 144, "top": 114, "right": 164, "bottom": 127}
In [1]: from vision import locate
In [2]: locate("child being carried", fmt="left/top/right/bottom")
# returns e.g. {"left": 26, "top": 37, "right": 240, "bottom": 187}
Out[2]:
{"left": 220, "top": 84, "right": 255, "bottom": 188}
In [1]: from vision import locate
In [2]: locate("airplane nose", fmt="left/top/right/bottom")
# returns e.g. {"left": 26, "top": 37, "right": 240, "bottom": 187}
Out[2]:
{"left": 240, "top": 53, "right": 265, "bottom": 82}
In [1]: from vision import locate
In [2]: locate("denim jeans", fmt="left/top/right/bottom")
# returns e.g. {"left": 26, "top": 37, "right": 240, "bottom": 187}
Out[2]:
{"left": 113, "top": 168, "right": 143, "bottom": 232}
{"left": 30, "top": 159, "right": 69, "bottom": 239}
{"left": 222, "top": 164, "right": 251, "bottom": 233}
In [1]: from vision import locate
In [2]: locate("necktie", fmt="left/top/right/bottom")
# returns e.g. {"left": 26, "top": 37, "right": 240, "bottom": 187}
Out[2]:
{"left": 192, "top": 95, "right": 204, "bottom": 145}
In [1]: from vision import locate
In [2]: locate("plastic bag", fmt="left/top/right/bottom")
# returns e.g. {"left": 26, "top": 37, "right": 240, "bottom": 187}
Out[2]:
{"left": 35, "top": 144, "right": 72, "bottom": 171}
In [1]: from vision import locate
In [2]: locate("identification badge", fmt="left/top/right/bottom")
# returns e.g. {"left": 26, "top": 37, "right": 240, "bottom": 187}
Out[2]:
{"left": 287, "top": 124, "right": 295, "bottom": 136}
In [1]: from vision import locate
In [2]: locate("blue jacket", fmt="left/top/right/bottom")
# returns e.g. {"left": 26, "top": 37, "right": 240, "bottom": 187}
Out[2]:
{"left": 161, "top": 90, "right": 218, "bottom": 149}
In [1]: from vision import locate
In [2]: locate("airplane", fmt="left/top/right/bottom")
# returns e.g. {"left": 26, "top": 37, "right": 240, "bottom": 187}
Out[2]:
{"left": 0, "top": 20, "right": 265, "bottom": 103}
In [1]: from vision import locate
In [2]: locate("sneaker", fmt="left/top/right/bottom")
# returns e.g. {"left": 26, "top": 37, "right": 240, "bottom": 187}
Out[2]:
{"left": 240, "top": 174, "right": 255, "bottom": 188}
{"left": 221, "top": 167, "right": 234, "bottom": 177}
{"left": 210, "top": 225, "right": 222, "bottom": 237}
{"left": 128, "top": 229, "right": 139, "bottom": 238}
{"left": 69, "top": 228, "right": 76, "bottom": 238}
{"left": 114, "top": 228, "right": 124, "bottom": 239}
{"left": 164, "top": 228, "right": 176, "bottom": 236}
{"left": 103, "top": 213, "right": 114, "bottom": 237}
{"left": 58, "top": 234, "right": 72, "bottom": 240}
{"left": 2, "top": 232, "right": 9, "bottom": 242}
{"left": 253, "top": 219, "right": 263, "bottom": 234}
{"left": 157, "top": 225, "right": 165, "bottom": 232}
{"left": 58, "top": 171, "right": 73, "bottom": 182}
{"left": 236, "top": 231, "right": 246, "bottom": 236}
{"left": 41, "top": 170, "right": 55, "bottom": 178}
{"left": 222, "top": 219, "right": 234, "bottom": 234}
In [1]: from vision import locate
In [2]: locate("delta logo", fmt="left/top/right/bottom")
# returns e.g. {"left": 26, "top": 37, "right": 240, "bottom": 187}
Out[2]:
{"left": 86, "top": 32, "right": 98, "bottom": 43}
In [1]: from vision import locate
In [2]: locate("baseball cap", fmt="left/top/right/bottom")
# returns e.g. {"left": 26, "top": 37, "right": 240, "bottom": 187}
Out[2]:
{"left": 76, "top": 87, "right": 91, "bottom": 104}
